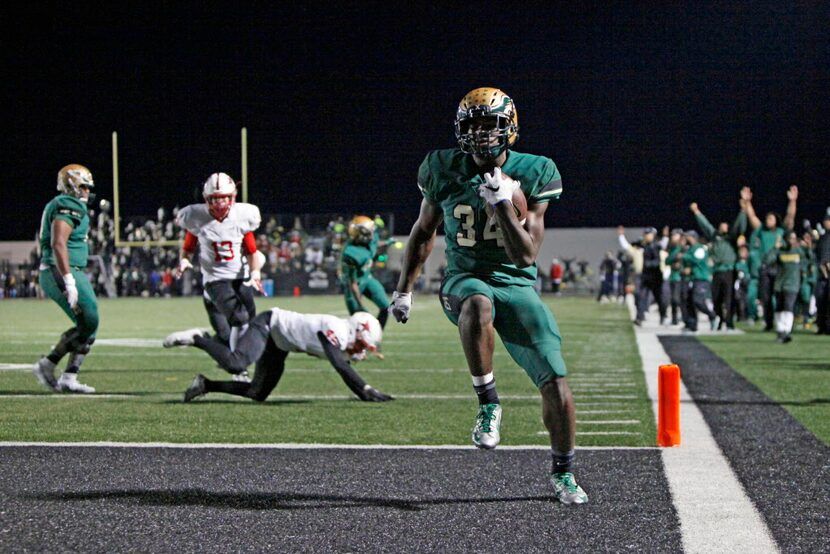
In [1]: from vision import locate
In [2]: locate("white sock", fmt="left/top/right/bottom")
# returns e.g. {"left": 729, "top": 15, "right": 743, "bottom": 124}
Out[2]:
{"left": 781, "top": 311, "right": 794, "bottom": 334}
{"left": 471, "top": 373, "right": 494, "bottom": 387}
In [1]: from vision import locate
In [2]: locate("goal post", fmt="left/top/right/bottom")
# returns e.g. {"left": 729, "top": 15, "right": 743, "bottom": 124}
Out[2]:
{"left": 111, "top": 128, "right": 250, "bottom": 248}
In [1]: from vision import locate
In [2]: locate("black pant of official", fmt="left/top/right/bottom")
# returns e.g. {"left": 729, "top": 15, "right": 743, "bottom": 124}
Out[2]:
{"left": 684, "top": 280, "right": 716, "bottom": 332}
{"left": 711, "top": 270, "right": 735, "bottom": 329}
{"left": 636, "top": 274, "right": 666, "bottom": 322}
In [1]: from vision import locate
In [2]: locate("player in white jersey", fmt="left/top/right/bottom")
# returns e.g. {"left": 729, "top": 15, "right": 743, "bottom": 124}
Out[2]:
{"left": 166, "top": 173, "right": 264, "bottom": 377}
{"left": 164, "top": 308, "right": 393, "bottom": 403}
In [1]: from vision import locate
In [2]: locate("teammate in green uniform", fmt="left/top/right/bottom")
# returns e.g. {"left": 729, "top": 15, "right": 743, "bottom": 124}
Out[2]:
{"left": 681, "top": 230, "right": 717, "bottom": 332}
{"left": 764, "top": 231, "right": 805, "bottom": 342}
{"left": 390, "top": 87, "right": 587, "bottom": 505}
{"left": 339, "top": 215, "right": 390, "bottom": 337}
{"left": 666, "top": 229, "right": 687, "bottom": 325}
{"left": 689, "top": 200, "right": 747, "bottom": 329}
{"left": 742, "top": 186, "right": 798, "bottom": 331}
{"left": 33, "top": 164, "right": 99, "bottom": 393}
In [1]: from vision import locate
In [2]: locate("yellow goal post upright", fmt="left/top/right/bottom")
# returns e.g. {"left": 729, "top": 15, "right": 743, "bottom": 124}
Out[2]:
{"left": 111, "top": 128, "right": 249, "bottom": 248}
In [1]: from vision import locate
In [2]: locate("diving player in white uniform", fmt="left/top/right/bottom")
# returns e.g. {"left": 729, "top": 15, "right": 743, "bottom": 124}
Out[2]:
{"left": 164, "top": 309, "right": 393, "bottom": 403}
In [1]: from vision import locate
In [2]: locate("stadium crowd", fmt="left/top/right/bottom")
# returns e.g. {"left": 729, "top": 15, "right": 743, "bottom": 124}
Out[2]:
{"left": 1, "top": 204, "right": 397, "bottom": 300}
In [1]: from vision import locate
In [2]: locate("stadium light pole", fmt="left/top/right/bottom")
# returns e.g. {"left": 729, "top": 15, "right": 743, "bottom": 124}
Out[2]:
{"left": 112, "top": 131, "right": 120, "bottom": 246}
{"left": 241, "top": 127, "right": 248, "bottom": 203}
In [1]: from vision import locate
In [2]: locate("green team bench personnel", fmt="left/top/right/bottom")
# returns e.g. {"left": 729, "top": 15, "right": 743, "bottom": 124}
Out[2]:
{"left": 681, "top": 230, "right": 717, "bottom": 332}
{"left": 339, "top": 215, "right": 391, "bottom": 339}
{"left": 33, "top": 164, "right": 99, "bottom": 393}
{"left": 390, "top": 87, "right": 587, "bottom": 505}
{"left": 764, "top": 231, "right": 805, "bottom": 343}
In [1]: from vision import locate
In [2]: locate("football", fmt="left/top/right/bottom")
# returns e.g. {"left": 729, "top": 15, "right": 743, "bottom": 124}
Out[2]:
{"left": 485, "top": 181, "right": 528, "bottom": 224}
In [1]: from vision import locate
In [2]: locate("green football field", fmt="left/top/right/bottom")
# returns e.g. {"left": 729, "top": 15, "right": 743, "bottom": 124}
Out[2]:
{"left": 0, "top": 295, "right": 655, "bottom": 446}
{"left": 700, "top": 326, "right": 830, "bottom": 445}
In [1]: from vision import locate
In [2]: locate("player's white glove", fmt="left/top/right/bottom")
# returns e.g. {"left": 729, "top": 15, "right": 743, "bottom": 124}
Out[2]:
{"left": 175, "top": 258, "right": 193, "bottom": 279}
{"left": 245, "top": 269, "right": 267, "bottom": 295}
{"left": 479, "top": 167, "right": 519, "bottom": 206}
{"left": 62, "top": 273, "right": 78, "bottom": 310}
{"left": 390, "top": 291, "right": 412, "bottom": 323}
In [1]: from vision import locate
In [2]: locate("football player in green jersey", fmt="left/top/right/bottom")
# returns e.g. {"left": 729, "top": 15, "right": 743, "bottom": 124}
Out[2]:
{"left": 391, "top": 87, "right": 587, "bottom": 505}
{"left": 33, "top": 164, "right": 99, "bottom": 393}
{"left": 339, "top": 215, "right": 391, "bottom": 340}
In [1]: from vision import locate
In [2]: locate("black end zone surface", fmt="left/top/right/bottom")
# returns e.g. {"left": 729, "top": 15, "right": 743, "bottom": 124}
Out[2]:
{"left": 661, "top": 336, "right": 830, "bottom": 554}
{"left": 0, "top": 447, "right": 680, "bottom": 553}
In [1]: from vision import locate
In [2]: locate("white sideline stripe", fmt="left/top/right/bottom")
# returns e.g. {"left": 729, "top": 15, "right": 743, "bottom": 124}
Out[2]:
{"left": 0, "top": 394, "right": 137, "bottom": 399}
{"left": 0, "top": 441, "right": 659, "bottom": 450}
{"left": 630, "top": 299, "right": 778, "bottom": 553}
{"left": 0, "top": 393, "right": 639, "bottom": 401}
{"left": 537, "top": 431, "right": 641, "bottom": 436}
{"left": 575, "top": 420, "right": 640, "bottom": 425}
{"left": 0, "top": 364, "right": 32, "bottom": 370}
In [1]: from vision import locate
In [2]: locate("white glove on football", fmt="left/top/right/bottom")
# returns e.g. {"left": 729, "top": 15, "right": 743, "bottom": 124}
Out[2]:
{"left": 479, "top": 167, "right": 519, "bottom": 206}
{"left": 390, "top": 291, "right": 412, "bottom": 323}
{"left": 63, "top": 273, "right": 78, "bottom": 310}
{"left": 175, "top": 258, "right": 193, "bottom": 279}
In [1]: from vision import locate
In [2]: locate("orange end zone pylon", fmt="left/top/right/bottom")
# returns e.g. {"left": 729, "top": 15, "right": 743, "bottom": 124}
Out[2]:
{"left": 657, "top": 364, "right": 681, "bottom": 446}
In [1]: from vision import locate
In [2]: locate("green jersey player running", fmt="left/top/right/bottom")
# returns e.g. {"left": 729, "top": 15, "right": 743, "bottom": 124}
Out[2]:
{"left": 390, "top": 87, "right": 587, "bottom": 505}
{"left": 33, "top": 164, "right": 100, "bottom": 393}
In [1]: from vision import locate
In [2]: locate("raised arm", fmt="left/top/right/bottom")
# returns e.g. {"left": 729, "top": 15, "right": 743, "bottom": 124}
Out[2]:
{"left": 690, "top": 202, "right": 715, "bottom": 239}
{"left": 741, "top": 187, "right": 762, "bottom": 229}
{"left": 782, "top": 185, "right": 798, "bottom": 231}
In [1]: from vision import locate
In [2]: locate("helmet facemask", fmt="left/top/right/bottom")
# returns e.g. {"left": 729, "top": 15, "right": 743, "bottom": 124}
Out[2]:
{"left": 57, "top": 164, "right": 95, "bottom": 202}
{"left": 346, "top": 312, "right": 382, "bottom": 361}
{"left": 454, "top": 87, "right": 519, "bottom": 160}
{"left": 202, "top": 173, "right": 237, "bottom": 221}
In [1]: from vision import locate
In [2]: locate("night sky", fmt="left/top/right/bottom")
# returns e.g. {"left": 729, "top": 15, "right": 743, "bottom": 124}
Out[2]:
{"left": 3, "top": 2, "right": 828, "bottom": 240}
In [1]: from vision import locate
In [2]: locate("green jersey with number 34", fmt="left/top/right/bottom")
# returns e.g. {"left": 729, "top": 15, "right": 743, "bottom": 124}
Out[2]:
{"left": 418, "top": 147, "right": 562, "bottom": 285}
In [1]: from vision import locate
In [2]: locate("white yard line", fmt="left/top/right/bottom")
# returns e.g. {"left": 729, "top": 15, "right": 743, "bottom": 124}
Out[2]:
{"left": 0, "top": 441, "right": 658, "bottom": 450}
{"left": 631, "top": 304, "right": 777, "bottom": 553}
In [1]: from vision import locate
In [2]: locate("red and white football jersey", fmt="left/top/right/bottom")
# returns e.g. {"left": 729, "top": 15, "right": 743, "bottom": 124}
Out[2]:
{"left": 177, "top": 202, "right": 261, "bottom": 283}
{"left": 267, "top": 308, "right": 349, "bottom": 358}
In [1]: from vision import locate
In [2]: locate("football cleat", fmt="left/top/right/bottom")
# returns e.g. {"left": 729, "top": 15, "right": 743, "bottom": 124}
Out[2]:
{"left": 163, "top": 328, "right": 205, "bottom": 348}
{"left": 232, "top": 371, "right": 251, "bottom": 383}
{"left": 57, "top": 164, "right": 95, "bottom": 199}
{"left": 455, "top": 87, "right": 519, "bottom": 159}
{"left": 57, "top": 373, "right": 95, "bottom": 394}
{"left": 472, "top": 403, "right": 502, "bottom": 449}
{"left": 202, "top": 172, "right": 236, "bottom": 221}
{"left": 550, "top": 472, "right": 589, "bottom": 505}
{"left": 184, "top": 374, "right": 207, "bottom": 402}
{"left": 33, "top": 357, "right": 59, "bottom": 391}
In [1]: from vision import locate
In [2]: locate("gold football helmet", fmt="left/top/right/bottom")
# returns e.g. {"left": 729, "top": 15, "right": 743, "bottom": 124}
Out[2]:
{"left": 455, "top": 87, "right": 519, "bottom": 159}
{"left": 57, "top": 164, "right": 95, "bottom": 199}
{"left": 348, "top": 215, "right": 376, "bottom": 244}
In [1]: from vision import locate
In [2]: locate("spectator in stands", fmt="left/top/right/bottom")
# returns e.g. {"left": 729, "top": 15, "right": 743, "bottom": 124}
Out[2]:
{"left": 549, "top": 258, "right": 563, "bottom": 295}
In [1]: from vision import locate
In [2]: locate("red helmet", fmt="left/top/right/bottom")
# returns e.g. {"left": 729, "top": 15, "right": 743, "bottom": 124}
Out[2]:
{"left": 202, "top": 172, "right": 237, "bottom": 221}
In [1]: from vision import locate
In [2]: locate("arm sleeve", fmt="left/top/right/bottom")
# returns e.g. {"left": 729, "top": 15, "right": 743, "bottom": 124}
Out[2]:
{"left": 695, "top": 212, "right": 716, "bottom": 239}
{"left": 528, "top": 158, "right": 562, "bottom": 204}
{"left": 417, "top": 154, "right": 436, "bottom": 202}
{"left": 54, "top": 198, "right": 84, "bottom": 228}
{"left": 242, "top": 232, "right": 257, "bottom": 255}
{"left": 317, "top": 331, "right": 367, "bottom": 399}
{"left": 183, "top": 231, "right": 198, "bottom": 254}
{"left": 731, "top": 211, "right": 747, "bottom": 240}
{"left": 618, "top": 234, "right": 632, "bottom": 251}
